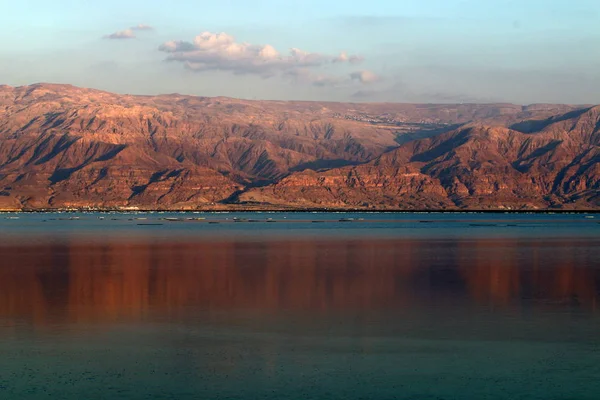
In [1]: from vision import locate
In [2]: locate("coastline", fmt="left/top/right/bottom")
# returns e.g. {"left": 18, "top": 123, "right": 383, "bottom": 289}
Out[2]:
{"left": 1, "top": 207, "right": 598, "bottom": 214}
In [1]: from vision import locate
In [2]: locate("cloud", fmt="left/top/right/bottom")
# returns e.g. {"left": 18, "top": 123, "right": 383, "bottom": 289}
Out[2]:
{"left": 104, "top": 29, "right": 136, "bottom": 40}
{"left": 159, "top": 31, "right": 368, "bottom": 82}
{"left": 285, "top": 68, "right": 381, "bottom": 88}
{"left": 131, "top": 24, "right": 154, "bottom": 31}
{"left": 104, "top": 24, "right": 154, "bottom": 39}
{"left": 284, "top": 69, "right": 346, "bottom": 87}
{"left": 332, "top": 52, "right": 364, "bottom": 64}
{"left": 350, "top": 70, "right": 380, "bottom": 84}
{"left": 159, "top": 32, "right": 329, "bottom": 77}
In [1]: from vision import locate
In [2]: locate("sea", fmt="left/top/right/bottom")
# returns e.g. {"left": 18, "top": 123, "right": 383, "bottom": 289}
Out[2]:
{"left": 0, "top": 212, "right": 599, "bottom": 399}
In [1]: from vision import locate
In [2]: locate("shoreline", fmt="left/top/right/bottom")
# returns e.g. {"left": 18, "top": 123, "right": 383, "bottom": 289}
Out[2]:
{"left": 1, "top": 208, "right": 598, "bottom": 214}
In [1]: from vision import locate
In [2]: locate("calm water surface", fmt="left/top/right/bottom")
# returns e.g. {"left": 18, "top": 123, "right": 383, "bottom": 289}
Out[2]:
{"left": 1, "top": 212, "right": 599, "bottom": 399}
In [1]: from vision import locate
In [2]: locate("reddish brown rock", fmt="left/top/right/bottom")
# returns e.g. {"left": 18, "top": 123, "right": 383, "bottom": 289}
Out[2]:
{"left": 243, "top": 110, "right": 600, "bottom": 210}
{"left": 0, "top": 83, "right": 597, "bottom": 210}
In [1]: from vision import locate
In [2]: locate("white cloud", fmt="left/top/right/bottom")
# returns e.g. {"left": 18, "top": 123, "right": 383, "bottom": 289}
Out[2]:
{"left": 104, "top": 29, "right": 136, "bottom": 40}
{"left": 333, "top": 52, "right": 364, "bottom": 64}
{"left": 131, "top": 24, "right": 154, "bottom": 31}
{"left": 259, "top": 44, "right": 279, "bottom": 59}
{"left": 350, "top": 70, "right": 380, "bottom": 84}
{"left": 104, "top": 24, "right": 154, "bottom": 40}
{"left": 159, "top": 31, "right": 367, "bottom": 81}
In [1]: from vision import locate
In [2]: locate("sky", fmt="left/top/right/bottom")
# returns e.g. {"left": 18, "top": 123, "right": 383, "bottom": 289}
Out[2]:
{"left": 1, "top": 0, "right": 599, "bottom": 104}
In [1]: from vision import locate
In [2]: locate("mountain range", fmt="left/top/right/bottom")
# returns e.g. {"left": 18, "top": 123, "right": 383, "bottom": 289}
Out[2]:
{"left": 0, "top": 83, "right": 598, "bottom": 210}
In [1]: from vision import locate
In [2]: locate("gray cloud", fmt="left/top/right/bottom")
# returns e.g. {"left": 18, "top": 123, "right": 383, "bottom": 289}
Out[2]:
{"left": 284, "top": 68, "right": 382, "bottom": 88}
{"left": 350, "top": 70, "right": 380, "bottom": 84}
{"left": 284, "top": 69, "right": 346, "bottom": 87}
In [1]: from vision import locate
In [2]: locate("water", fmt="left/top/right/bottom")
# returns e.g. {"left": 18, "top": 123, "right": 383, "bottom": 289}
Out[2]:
{"left": 0, "top": 213, "right": 599, "bottom": 399}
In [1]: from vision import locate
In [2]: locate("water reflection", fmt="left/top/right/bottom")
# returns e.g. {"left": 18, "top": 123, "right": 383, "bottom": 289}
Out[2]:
{"left": 0, "top": 238, "right": 599, "bottom": 325}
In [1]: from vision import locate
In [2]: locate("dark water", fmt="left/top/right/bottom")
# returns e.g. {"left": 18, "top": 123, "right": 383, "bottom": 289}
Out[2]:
{"left": 1, "top": 213, "right": 599, "bottom": 399}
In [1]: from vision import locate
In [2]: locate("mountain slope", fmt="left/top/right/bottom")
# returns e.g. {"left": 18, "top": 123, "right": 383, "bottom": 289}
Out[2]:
{"left": 0, "top": 83, "right": 597, "bottom": 210}
{"left": 242, "top": 108, "right": 600, "bottom": 209}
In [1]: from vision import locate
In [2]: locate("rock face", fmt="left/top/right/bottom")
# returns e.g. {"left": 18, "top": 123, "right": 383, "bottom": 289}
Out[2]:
{"left": 243, "top": 110, "right": 600, "bottom": 210}
{"left": 0, "top": 83, "right": 598, "bottom": 210}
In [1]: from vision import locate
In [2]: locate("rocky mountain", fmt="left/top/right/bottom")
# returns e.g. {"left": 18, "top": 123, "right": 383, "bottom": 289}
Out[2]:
{"left": 0, "top": 83, "right": 597, "bottom": 210}
{"left": 243, "top": 109, "right": 600, "bottom": 209}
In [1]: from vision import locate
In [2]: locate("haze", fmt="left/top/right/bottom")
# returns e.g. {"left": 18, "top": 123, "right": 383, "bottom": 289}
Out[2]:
{"left": 1, "top": 0, "right": 599, "bottom": 104}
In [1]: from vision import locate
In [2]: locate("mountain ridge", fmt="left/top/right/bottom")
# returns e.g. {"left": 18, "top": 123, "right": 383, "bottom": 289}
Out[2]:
{"left": 0, "top": 83, "right": 598, "bottom": 210}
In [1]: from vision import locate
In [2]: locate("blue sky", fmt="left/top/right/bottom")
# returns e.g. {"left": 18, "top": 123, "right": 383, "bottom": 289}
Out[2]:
{"left": 1, "top": 0, "right": 599, "bottom": 104}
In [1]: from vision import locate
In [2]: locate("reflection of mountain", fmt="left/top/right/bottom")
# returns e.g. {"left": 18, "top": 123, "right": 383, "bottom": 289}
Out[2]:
{"left": 457, "top": 239, "right": 600, "bottom": 308}
{"left": 0, "top": 238, "right": 598, "bottom": 325}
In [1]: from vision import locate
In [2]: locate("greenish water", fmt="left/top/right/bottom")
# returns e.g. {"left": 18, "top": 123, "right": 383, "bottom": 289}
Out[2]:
{"left": 0, "top": 213, "right": 599, "bottom": 399}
